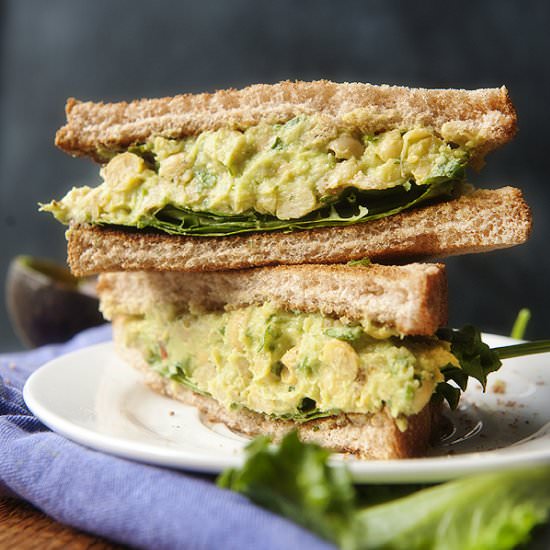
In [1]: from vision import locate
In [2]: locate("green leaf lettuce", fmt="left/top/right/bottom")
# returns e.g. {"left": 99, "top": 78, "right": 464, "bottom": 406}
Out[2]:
{"left": 219, "top": 432, "right": 550, "bottom": 550}
{"left": 218, "top": 432, "right": 358, "bottom": 547}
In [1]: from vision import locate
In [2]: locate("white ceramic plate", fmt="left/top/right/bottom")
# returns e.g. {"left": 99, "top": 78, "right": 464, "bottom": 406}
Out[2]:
{"left": 23, "top": 334, "right": 550, "bottom": 482}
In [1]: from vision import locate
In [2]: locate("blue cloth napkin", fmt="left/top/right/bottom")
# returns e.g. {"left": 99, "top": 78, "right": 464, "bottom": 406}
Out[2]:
{"left": 0, "top": 325, "right": 333, "bottom": 550}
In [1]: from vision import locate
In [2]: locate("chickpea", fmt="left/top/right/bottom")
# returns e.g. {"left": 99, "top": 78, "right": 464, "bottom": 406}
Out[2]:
{"left": 328, "top": 135, "right": 364, "bottom": 159}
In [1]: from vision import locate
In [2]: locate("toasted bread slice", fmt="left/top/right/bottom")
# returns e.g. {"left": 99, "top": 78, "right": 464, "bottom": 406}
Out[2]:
{"left": 68, "top": 187, "right": 531, "bottom": 277}
{"left": 98, "top": 263, "right": 447, "bottom": 336}
{"left": 56, "top": 81, "right": 516, "bottom": 164}
{"left": 113, "top": 319, "right": 442, "bottom": 460}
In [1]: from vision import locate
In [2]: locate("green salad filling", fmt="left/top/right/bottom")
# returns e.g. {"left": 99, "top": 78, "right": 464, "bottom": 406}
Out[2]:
{"left": 116, "top": 302, "right": 504, "bottom": 427}
{"left": 42, "top": 115, "right": 472, "bottom": 236}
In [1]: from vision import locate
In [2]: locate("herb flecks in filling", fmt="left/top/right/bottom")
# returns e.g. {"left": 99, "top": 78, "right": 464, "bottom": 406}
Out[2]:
{"left": 42, "top": 116, "right": 471, "bottom": 236}
{"left": 119, "top": 302, "right": 457, "bottom": 424}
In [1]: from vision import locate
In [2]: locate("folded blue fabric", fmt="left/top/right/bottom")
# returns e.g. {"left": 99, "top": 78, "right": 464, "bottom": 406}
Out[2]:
{"left": 0, "top": 326, "right": 333, "bottom": 550}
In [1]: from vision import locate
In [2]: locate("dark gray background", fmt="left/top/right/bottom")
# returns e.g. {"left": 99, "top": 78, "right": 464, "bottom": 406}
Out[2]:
{"left": 1, "top": 0, "right": 549, "bottom": 351}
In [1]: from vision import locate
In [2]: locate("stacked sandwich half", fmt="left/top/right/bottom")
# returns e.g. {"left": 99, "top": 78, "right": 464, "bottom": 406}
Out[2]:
{"left": 43, "top": 81, "right": 531, "bottom": 459}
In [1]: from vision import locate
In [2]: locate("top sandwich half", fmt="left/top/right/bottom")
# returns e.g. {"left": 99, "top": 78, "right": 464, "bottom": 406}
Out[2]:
{"left": 42, "top": 81, "right": 531, "bottom": 275}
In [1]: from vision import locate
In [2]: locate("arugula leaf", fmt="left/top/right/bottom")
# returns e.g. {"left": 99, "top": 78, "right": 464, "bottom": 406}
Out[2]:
{"left": 217, "top": 432, "right": 358, "bottom": 548}
{"left": 435, "top": 325, "right": 550, "bottom": 409}
{"left": 271, "top": 408, "right": 337, "bottom": 423}
{"left": 437, "top": 325, "right": 502, "bottom": 391}
{"left": 432, "top": 381, "right": 462, "bottom": 410}
{"left": 218, "top": 432, "right": 550, "bottom": 550}
{"left": 109, "top": 180, "right": 457, "bottom": 237}
{"left": 151, "top": 358, "right": 209, "bottom": 397}
{"left": 434, "top": 325, "right": 502, "bottom": 408}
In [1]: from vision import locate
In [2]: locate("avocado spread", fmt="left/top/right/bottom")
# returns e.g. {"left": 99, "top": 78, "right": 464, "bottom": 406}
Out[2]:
{"left": 42, "top": 116, "right": 471, "bottom": 236}
{"left": 119, "top": 302, "right": 457, "bottom": 426}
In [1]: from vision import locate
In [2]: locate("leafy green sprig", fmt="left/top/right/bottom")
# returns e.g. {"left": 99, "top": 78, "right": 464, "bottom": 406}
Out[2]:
{"left": 434, "top": 325, "right": 550, "bottom": 409}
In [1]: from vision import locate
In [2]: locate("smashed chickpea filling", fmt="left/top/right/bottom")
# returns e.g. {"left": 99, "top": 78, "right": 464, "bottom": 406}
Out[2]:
{"left": 43, "top": 115, "right": 469, "bottom": 225}
{"left": 118, "top": 302, "right": 457, "bottom": 424}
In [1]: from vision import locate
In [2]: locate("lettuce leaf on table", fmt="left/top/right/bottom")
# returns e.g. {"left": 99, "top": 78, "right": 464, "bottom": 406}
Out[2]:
{"left": 218, "top": 432, "right": 550, "bottom": 550}
{"left": 218, "top": 432, "right": 358, "bottom": 548}
{"left": 355, "top": 469, "right": 550, "bottom": 550}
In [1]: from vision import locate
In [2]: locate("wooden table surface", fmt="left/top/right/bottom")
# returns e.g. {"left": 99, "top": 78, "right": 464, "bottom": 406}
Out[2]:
{"left": 0, "top": 497, "right": 122, "bottom": 549}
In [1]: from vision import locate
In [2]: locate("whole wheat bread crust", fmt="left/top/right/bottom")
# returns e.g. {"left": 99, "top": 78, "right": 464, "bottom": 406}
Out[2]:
{"left": 98, "top": 263, "right": 447, "bottom": 336}
{"left": 56, "top": 80, "right": 516, "bottom": 162}
{"left": 113, "top": 324, "right": 440, "bottom": 459}
{"left": 68, "top": 187, "right": 531, "bottom": 276}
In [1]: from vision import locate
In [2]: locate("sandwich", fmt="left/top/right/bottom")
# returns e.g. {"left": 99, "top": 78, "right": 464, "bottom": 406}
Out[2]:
{"left": 41, "top": 81, "right": 531, "bottom": 275}
{"left": 96, "top": 263, "right": 500, "bottom": 459}
{"left": 41, "top": 81, "right": 527, "bottom": 459}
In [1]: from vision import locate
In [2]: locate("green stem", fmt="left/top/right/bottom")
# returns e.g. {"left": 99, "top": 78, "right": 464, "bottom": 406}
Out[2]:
{"left": 510, "top": 308, "right": 531, "bottom": 340}
{"left": 493, "top": 340, "right": 550, "bottom": 360}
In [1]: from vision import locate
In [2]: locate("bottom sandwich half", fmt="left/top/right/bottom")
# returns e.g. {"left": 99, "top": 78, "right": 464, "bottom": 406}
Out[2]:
{"left": 98, "top": 264, "right": 456, "bottom": 459}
